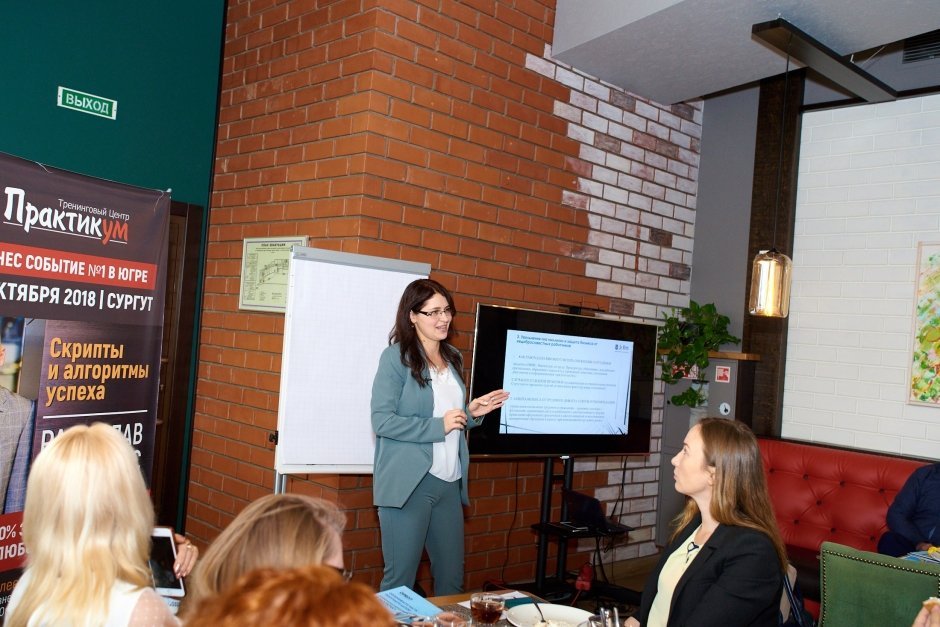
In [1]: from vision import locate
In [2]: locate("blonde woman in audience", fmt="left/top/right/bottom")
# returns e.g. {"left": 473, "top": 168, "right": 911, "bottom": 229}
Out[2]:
{"left": 626, "top": 418, "right": 786, "bottom": 627}
{"left": 186, "top": 564, "right": 395, "bottom": 627}
{"left": 7, "top": 423, "right": 178, "bottom": 627}
{"left": 181, "top": 493, "right": 346, "bottom": 618}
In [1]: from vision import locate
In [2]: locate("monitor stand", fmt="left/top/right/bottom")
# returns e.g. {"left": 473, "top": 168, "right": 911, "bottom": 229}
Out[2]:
{"left": 510, "top": 456, "right": 640, "bottom": 609}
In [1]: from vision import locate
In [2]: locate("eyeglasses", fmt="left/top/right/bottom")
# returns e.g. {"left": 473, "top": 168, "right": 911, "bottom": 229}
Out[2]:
{"left": 415, "top": 307, "right": 454, "bottom": 319}
{"left": 331, "top": 566, "right": 353, "bottom": 582}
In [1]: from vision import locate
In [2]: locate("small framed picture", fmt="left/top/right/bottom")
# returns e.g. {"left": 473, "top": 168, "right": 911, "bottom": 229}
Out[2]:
{"left": 715, "top": 365, "right": 731, "bottom": 384}
{"left": 238, "top": 236, "right": 307, "bottom": 312}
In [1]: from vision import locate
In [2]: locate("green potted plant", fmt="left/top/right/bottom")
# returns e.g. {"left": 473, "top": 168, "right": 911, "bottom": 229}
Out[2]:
{"left": 657, "top": 300, "right": 740, "bottom": 407}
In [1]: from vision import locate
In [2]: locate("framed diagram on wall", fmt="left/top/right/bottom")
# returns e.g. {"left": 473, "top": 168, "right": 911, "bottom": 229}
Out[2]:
{"left": 238, "top": 236, "right": 307, "bottom": 312}
{"left": 909, "top": 241, "right": 940, "bottom": 406}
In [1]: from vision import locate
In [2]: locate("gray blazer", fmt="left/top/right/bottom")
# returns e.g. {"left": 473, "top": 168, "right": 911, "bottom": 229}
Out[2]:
{"left": 0, "top": 387, "right": 33, "bottom": 510}
{"left": 370, "top": 344, "right": 482, "bottom": 508}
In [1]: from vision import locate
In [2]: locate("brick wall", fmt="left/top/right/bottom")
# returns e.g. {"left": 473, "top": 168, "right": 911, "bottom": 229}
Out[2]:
{"left": 786, "top": 93, "right": 940, "bottom": 457}
{"left": 190, "top": 0, "right": 702, "bottom": 592}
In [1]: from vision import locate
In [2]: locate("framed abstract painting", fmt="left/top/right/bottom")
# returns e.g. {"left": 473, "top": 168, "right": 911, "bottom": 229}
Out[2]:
{"left": 909, "top": 242, "right": 940, "bottom": 406}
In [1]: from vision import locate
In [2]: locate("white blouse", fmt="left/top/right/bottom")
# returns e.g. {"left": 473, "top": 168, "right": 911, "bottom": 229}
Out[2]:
{"left": 428, "top": 364, "right": 464, "bottom": 482}
{"left": 646, "top": 525, "right": 702, "bottom": 627}
{"left": 8, "top": 570, "right": 179, "bottom": 627}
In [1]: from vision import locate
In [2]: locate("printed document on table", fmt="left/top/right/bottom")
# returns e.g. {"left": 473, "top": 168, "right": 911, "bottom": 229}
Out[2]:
{"left": 376, "top": 586, "right": 442, "bottom": 621}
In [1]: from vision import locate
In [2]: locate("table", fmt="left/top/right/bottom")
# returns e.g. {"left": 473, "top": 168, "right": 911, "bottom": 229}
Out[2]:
{"left": 427, "top": 592, "right": 475, "bottom": 606}
{"left": 425, "top": 590, "right": 540, "bottom": 626}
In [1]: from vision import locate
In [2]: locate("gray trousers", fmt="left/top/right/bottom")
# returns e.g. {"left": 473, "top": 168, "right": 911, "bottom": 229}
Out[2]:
{"left": 378, "top": 472, "right": 465, "bottom": 595}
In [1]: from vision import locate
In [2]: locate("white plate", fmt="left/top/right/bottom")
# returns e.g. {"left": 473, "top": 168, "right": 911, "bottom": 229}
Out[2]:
{"left": 505, "top": 603, "right": 593, "bottom": 627}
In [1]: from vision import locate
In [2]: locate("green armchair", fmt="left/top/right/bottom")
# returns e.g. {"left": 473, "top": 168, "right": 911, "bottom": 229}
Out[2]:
{"left": 819, "top": 541, "right": 940, "bottom": 626}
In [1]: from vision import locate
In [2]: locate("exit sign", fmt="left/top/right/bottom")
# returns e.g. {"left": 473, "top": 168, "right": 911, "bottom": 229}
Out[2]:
{"left": 57, "top": 86, "right": 118, "bottom": 120}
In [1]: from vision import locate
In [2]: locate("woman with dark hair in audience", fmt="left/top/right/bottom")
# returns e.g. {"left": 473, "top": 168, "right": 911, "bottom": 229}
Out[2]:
{"left": 626, "top": 418, "right": 786, "bottom": 627}
{"left": 186, "top": 564, "right": 395, "bottom": 627}
{"left": 7, "top": 423, "right": 179, "bottom": 627}
{"left": 181, "top": 493, "right": 346, "bottom": 618}
{"left": 371, "top": 278, "right": 508, "bottom": 594}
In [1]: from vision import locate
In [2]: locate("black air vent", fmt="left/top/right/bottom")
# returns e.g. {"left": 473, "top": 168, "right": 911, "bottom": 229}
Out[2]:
{"left": 903, "top": 29, "right": 940, "bottom": 63}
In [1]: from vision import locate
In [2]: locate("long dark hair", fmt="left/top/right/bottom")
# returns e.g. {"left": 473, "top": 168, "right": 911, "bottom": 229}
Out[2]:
{"left": 671, "top": 418, "right": 788, "bottom": 571}
{"left": 389, "top": 279, "right": 461, "bottom": 386}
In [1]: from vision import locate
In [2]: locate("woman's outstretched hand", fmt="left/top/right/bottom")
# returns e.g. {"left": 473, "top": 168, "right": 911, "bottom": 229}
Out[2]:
{"left": 468, "top": 389, "right": 510, "bottom": 418}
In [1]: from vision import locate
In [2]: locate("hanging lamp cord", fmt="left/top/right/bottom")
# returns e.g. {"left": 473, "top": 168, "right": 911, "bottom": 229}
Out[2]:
{"left": 771, "top": 33, "right": 793, "bottom": 253}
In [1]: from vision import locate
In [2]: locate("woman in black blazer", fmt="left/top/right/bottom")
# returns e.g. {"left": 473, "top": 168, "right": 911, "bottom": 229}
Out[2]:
{"left": 626, "top": 418, "right": 786, "bottom": 627}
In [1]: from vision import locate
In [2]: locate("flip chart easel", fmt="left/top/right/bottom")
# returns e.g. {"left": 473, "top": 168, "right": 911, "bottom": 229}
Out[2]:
{"left": 273, "top": 247, "right": 429, "bottom": 492}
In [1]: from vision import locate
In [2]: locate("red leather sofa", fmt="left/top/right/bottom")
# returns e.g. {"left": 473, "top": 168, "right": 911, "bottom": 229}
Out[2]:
{"left": 757, "top": 437, "right": 928, "bottom": 618}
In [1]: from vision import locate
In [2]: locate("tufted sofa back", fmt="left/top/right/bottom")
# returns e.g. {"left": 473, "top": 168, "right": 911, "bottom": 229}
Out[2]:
{"left": 757, "top": 437, "right": 928, "bottom": 554}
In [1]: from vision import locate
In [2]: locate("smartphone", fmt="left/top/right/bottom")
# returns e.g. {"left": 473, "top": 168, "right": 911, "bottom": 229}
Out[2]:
{"left": 149, "top": 527, "right": 185, "bottom": 598}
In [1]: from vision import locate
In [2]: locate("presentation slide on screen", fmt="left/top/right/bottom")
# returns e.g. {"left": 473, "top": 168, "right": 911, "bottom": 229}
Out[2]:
{"left": 500, "top": 330, "right": 633, "bottom": 435}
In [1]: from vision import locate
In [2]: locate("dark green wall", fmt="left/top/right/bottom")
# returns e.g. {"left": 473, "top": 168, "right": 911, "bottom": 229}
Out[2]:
{"left": 0, "top": 2, "right": 226, "bottom": 207}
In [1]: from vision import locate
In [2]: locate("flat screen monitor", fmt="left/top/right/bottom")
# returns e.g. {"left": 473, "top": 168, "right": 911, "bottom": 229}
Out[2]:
{"left": 468, "top": 305, "right": 656, "bottom": 457}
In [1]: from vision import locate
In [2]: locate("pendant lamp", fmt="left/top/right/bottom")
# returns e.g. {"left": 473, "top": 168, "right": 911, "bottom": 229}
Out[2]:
{"left": 749, "top": 248, "right": 792, "bottom": 317}
{"left": 749, "top": 32, "right": 794, "bottom": 318}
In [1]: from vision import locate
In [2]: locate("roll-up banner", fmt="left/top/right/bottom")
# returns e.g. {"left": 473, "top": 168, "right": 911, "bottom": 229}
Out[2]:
{"left": 0, "top": 151, "right": 169, "bottom": 613}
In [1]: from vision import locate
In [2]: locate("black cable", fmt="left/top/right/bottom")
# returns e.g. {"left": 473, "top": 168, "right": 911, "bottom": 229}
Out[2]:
{"left": 497, "top": 460, "right": 520, "bottom": 584}
{"left": 597, "top": 456, "right": 631, "bottom": 584}
{"left": 609, "top": 456, "right": 629, "bottom": 520}
{"left": 772, "top": 33, "right": 793, "bottom": 251}
{"left": 595, "top": 535, "right": 610, "bottom": 582}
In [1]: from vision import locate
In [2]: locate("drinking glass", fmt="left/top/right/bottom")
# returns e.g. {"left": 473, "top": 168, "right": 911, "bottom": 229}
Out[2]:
{"left": 577, "top": 613, "right": 621, "bottom": 627}
{"left": 434, "top": 611, "right": 468, "bottom": 627}
{"left": 411, "top": 617, "right": 436, "bottom": 627}
{"left": 469, "top": 592, "right": 505, "bottom": 625}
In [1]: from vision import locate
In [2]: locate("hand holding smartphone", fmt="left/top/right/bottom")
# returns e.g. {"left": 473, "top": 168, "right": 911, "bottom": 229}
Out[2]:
{"left": 150, "top": 526, "right": 186, "bottom": 598}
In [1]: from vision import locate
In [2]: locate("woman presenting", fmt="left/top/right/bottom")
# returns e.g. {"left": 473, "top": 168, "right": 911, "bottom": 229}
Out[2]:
{"left": 371, "top": 279, "right": 508, "bottom": 594}
{"left": 626, "top": 418, "right": 786, "bottom": 627}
